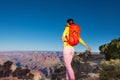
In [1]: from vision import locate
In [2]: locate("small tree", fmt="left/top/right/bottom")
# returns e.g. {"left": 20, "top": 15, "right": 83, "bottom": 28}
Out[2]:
{"left": 99, "top": 37, "right": 120, "bottom": 60}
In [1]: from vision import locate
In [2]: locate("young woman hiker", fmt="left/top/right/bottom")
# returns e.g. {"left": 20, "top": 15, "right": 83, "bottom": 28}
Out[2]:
{"left": 61, "top": 19, "right": 91, "bottom": 80}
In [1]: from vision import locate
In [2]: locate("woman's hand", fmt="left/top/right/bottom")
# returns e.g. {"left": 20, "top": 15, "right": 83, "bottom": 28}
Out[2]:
{"left": 61, "top": 37, "right": 65, "bottom": 42}
{"left": 85, "top": 45, "right": 92, "bottom": 51}
{"left": 61, "top": 36, "right": 67, "bottom": 42}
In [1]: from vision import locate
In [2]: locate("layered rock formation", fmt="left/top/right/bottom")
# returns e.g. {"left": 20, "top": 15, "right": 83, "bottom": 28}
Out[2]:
{"left": 0, "top": 51, "right": 60, "bottom": 70}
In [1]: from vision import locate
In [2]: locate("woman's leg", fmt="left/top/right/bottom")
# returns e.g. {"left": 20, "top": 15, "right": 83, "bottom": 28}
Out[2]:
{"left": 66, "top": 69, "right": 70, "bottom": 80}
{"left": 63, "top": 47, "right": 75, "bottom": 80}
{"left": 63, "top": 47, "right": 70, "bottom": 80}
{"left": 68, "top": 47, "right": 75, "bottom": 80}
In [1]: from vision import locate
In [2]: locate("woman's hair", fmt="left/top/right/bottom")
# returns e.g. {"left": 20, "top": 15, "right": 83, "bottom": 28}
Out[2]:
{"left": 67, "top": 19, "right": 74, "bottom": 25}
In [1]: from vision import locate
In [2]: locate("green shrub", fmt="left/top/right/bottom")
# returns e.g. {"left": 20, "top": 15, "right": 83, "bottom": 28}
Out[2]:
{"left": 99, "top": 37, "right": 120, "bottom": 60}
{"left": 100, "top": 59, "right": 120, "bottom": 80}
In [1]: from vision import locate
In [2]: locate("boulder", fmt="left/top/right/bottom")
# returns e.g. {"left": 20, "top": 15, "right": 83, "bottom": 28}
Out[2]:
{"left": 30, "top": 70, "right": 42, "bottom": 80}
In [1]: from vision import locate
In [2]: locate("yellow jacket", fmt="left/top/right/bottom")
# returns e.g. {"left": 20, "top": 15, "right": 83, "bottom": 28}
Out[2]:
{"left": 62, "top": 26, "right": 86, "bottom": 48}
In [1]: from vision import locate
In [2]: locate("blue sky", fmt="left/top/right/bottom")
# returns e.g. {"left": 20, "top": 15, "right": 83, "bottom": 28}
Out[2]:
{"left": 0, "top": 0, "right": 120, "bottom": 52}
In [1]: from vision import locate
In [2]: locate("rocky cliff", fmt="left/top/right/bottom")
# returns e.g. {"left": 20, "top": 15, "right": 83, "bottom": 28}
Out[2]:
{"left": 0, "top": 51, "right": 104, "bottom": 80}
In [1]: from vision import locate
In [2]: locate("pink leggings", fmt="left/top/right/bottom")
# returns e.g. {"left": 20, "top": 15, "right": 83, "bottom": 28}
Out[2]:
{"left": 63, "top": 46, "right": 75, "bottom": 80}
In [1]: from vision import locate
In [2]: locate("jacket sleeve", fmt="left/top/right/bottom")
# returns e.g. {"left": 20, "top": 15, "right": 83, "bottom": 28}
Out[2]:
{"left": 79, "top": 38, "right": 87, "bottom": 46}
{"left": 62, "top": 26, "right": 69, "bottom": 37}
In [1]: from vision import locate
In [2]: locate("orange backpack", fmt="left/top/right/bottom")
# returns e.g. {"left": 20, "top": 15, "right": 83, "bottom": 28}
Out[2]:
{"left": 66, "top": 24, "right": 80, "bottom": 46}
